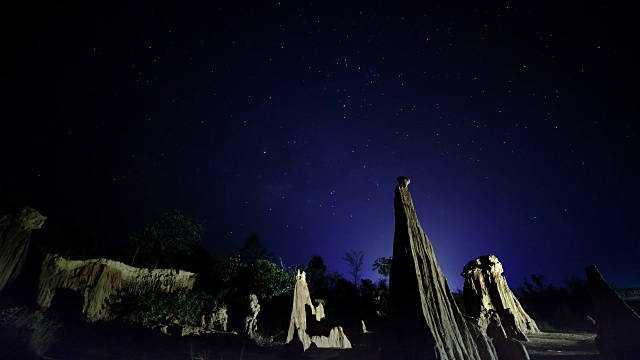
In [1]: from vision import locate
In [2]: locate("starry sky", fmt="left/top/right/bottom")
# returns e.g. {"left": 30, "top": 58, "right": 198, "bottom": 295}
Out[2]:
{"left": 2, "top": 1, "right": 638, "bottom": 290}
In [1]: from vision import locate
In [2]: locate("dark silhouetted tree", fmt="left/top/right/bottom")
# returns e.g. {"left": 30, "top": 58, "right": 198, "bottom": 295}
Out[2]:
{"left": 342, "top": 250, "right": 364, "bottom": 285}
{"left": 129, "top": 210, "right": 203, "bottom": 269}
{"left": 238, "top": 233, "right": 270, "bottom": 264}
{"left": 306, "top": 254, "right": 328, "bottom": 295}
{"left": 250, "top": 259, "right": 295, "bottom": 301}
{"left": 515, "top": 274, "right": 594, "bottom": 331}
{"left": 375, "top": 278, "right": 389, "bottom": 317}
{"left": 373, "top": 256, "right": 392, "bottom": 278}
{"left": 519, "top": 274, "right": 557, "bottom": 297}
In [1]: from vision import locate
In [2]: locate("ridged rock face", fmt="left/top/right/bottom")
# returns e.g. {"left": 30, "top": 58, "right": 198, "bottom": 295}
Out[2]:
{"left": 286, "top": 270, "right": 352, "bottom": 351}
{"left": 315, "top": 301, "right": 326, "bottom": 321}
{"left": 245, "top": 294, "right": 260, "bottom": 339}
{"left": 310, "top": 327, "right": 351, "bottom": 348}
{"left": 37, "top": 253, "right": 197, "bottom": 321}
{"left": 461, "top": 254, "right": 540, "bottom": 338}
{"left": 0, "top": 207, "right": 46, "bottom": 292}
{"left": 180, "top": 308, "right": 228, "bottom": 336}
{"left": 586, "top": 264, "right": 640, "bottom": 359}
{"left": 382, "top": 178, "right": 494, "bottom": 360}
{"left": 202, "top": 307, "right": 228, "bottom": 332}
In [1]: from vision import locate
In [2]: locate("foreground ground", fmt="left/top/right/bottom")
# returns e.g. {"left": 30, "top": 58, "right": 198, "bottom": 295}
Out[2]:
{"left": 527, "top": 332, "right": 598, "bottom": 360}
{"left": 40, "top": 321, "right": 382, "bottom": 360}
{"left": 3, "top": 320, "right": 599, "bottom": 359}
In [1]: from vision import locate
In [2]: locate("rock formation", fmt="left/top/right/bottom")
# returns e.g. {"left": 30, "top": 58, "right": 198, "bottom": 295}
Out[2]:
{"left": 0, "top": 207, "right": 46, "bottom": 292}
{"left": 286, "top": 270, "right": 352, "bottom": 351}
{"left": 362, "top": 320, "right": 373, "bottom": 334}
{"left": 382, "top": 177, "right": 496, "bottom": 360}
{"left": 586, "top": 264, "right": 640, "bottom": 359}
{"left": 198, "top": 307, "right": 228, "bottom": 333}
{"left": 37, "top": 253, "right": 197, "bottom": 321}
{"left": 245, "top": 294, "right": 260, "bottom": 339}
{"left": 179, "top": 307, "right": 229, "bottom": 336}
{"left": 461, "top": 254, "right": 540, "bottom": 339}
{"left": 466, "top": 322, "right": 499, "bottom": 360}
{"left": 314, "top": 300, "right": 325, "bottom": 321}
{"left": 309, "top": 327, "right": 351, "bottom": 348}
{"left": 485, "top": 312, "right": 530, "bottom": 360}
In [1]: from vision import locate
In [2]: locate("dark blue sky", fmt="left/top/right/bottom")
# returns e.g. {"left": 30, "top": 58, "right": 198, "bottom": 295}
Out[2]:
{"left": 2, "top": 1, "right": 638, "bottom": 290}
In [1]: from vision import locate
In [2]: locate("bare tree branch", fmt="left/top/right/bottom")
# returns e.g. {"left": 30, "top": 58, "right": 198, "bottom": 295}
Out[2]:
{"left": 342, "top": 250, "right": 364, "bottom": 285}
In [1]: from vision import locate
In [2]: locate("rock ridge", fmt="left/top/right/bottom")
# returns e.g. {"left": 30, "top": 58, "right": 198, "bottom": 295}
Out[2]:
{"left": 38, "top": 253, "right": 197, "bottom": 321}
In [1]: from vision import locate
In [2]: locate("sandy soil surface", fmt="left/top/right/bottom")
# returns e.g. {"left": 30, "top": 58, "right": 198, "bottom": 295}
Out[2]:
{"left": 10, "top": 322, "right": 597, "bottom": 360}
{"left": 527, "top": 332, "right": 599, "bottom": 359}
{"left": 39, "top": 321, "right": 381, "bottom": 360}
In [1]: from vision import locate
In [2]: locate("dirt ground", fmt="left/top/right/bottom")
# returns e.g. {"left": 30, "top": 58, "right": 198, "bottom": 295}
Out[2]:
{"left": 527, "top": 332, "right": 599, "bottom": 359}
{"left": 37, "top": 321, "right": 380, "bottom": 360}
{"left": 22, "top": 322, "right": 598, "bottom": 360}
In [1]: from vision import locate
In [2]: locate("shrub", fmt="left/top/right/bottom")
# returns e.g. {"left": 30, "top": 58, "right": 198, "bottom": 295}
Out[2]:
{"left": 112, "top": 289, "right": 223, "bottom": 328}
{"left": 250, "top": 259, "right": 295, "bottom": 301}
{"left": 129, "top": 210, "right": 205, "bottom": 269}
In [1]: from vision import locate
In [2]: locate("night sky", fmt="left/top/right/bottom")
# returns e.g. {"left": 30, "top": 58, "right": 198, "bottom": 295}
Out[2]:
{"left": 2, "top": 1, "right": 638, "bottom": 290}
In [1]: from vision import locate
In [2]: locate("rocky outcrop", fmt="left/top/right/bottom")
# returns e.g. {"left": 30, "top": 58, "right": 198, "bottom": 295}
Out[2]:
{"left": 486, "top": 311, "right": 530, "bottom": 360}
{"left": 586, "top": 264, "right": 640, "bottom": 359}
{"left": 382, "top": 177, "right": 496, "bottom": 360}
{"left": 37, "top": 253, "right": 196, "bottom": 321}
{"left": 286, "top": 270, "right": 314, "bottom": 345}
{"left": 310, "top": 327, "right": 351, "bottom": 349}
{"left": 245, "top": 294, "right": 260, "bottom": 339}
{"left": 179, "top": 307, "right": 228, "bottom": 336}
{"left": 286, "top": 270, "right": 352, "bottom": 351}
{"left": 206, "top": 307, "right": 229, "bottom": 332}
{"left": 314, "top": 300, "right": 325, "bottom": 321}
{"left": 0, "top": 207, "right": 46, "bottom": 292}
{"left": 461, "top": 254, "right": 540, "bottom": 339}
{"left": 466, "top": 321, "right": 499, "bottom": 360}
{"left": 362, "top": 320, "right": 373, "bottom": 334}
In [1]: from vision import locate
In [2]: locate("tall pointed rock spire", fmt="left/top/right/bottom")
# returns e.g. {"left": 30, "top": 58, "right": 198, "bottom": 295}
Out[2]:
{"left": 382, "top": 177, "right": 492, "bottom": 360}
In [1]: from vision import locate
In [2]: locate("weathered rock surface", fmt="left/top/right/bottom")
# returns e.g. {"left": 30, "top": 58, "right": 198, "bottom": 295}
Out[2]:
{"left": 310, "top": 327, "right": 351, "bottom": 348}
{"left": 492, "top": 336, "right": 530, "bottom": 360}
{"left": 586, "top": 264, "right": 640, "bottom": 359}
{"left": 486, "top": 311, "right": 530, "bottom": 360}
{"left": 314, "top": 300, "right": 325, "bottom": 321}
{"left": 382, "top": 177, "right": 495, "bottom": 360}
{"left": 286, "top": 270, "right": 315, "bottom": 345}
{"left": 461, "top": 254, "right": 539, "bottom": 339}
{"left": 361, "top": 320, "right": 373, "bottom": 334}
{"left": 0, "top": 207, "right": 46, "bottom": 292}
{"left": 181, "top": 307, "right": 229, "bottom": 336}
{"left": 286, "top": 270, "right": 352, "bottom": 351}
{"left": 179, "top": 307, "right": 228, "bottom": 336}
{"left": 205, "top": 307, "right": 229, "bottom": 332}
{"left": 37, "top": 253, "right": 196, "bottom": 321}
{"left": 466, "top": 321, "right": 499, "bottom": 360}
{"left": 245, "top": 294, "right": 260, "bottom": 339}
